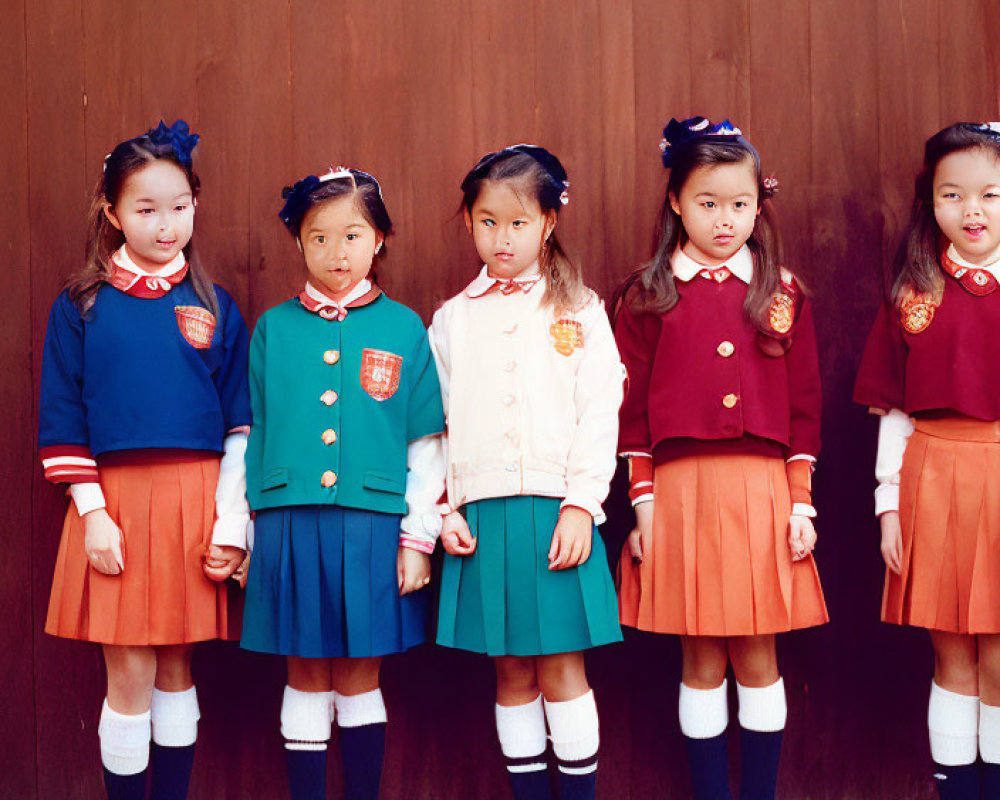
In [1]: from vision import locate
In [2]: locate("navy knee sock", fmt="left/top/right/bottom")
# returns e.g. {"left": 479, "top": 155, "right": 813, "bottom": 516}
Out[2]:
{"left": 738, "top": 729, "right": 782, "bottom": 800}
{"left": 149, "top": 742, "right": 195, "bottom": 800}
{"left": 338, "top": 722, "right": 386, "bottom": 800}
{"left": 932, "top": 762, "right": 980, "bottom": 800}
{"left": 684, "top": 733, "right": 733, "bottom": 800}
{"left": 102, "top": 768, "right": 147, "bottom": 800}
{"left": 982, "top": 761, "right": 1000, "bottom": 800}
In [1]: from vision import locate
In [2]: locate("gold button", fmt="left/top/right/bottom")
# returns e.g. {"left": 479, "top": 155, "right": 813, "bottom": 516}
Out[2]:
{"left": 320, "top": 470, "right": 337, "bottom": 487}
{"left": 717, "top": 341, "right": 735, "bottom": 358}
{"left": 320, "top": 390, "right": 338, "bottom": 406}
{"left": 722, "top": 393, "right": 739, "bottom": 409}
{"left": 321, "top": 429, "right": 337, "bottom": 445}
{"left": 323, "top": 350, "right": 340, "bottom": 365}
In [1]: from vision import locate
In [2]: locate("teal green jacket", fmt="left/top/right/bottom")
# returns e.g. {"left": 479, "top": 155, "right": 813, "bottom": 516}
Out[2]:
{"left": 246, "top": 292, "right": 445, "bottom": 514}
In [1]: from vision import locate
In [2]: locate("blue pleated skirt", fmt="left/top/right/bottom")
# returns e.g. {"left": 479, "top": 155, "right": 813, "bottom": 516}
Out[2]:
{"left": 241, "top": 506, "right": 430, "bottom": 658}
{"left": 436, "top": 496, "right": 622, "bottom": 656}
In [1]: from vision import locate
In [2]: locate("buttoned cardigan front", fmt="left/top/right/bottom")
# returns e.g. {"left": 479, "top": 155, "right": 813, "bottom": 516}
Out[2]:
{"left": 246, "top": 292, "right": 445, "bottom": 514}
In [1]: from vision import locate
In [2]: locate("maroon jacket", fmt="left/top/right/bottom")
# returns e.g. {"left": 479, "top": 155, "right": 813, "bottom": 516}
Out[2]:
{"left": 854, "top": 267, "right": 1000, "bottom": 420}
{"left": 615, "top": 275, "right": 822, "bottom": 460}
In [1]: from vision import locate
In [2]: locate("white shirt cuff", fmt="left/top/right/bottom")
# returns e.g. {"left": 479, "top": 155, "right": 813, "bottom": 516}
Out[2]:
{"left": 70, "top": 482, "right": 106, "bottom": 516}
{"left": 791, "top": 503, "right": 817, "bottom": 519}
{"left": 874, "top": 483, "right": 901, "bottom": 517}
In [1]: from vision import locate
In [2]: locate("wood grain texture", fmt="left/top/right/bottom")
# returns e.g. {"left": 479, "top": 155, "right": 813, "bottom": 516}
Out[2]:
{"left": 7, "top": 1, "right": 1000, "bottom": 797}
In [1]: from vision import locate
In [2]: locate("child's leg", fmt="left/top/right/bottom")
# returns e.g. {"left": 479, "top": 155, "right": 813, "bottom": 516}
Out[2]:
{"left": 149, "top": 644, "right": 197, "bottom": 800}
{"left": 331, "top": 657, "right": 384, "bottom": 800}
{"left": 729, "top": 635, "right": 782, "bottom": 800}
{"left": 102, "top": 644, "right": 156, "bottom": 800}
{"left": 929, "top": 631, "right": 980, "bottom": 800}
{"left": 495, "top": 656, "right": 550, "bottom": 800}
{"left": 978, "top": 634, "right": 1000, "bottom": 798}
{"left": 680, "top": 636, "right": 732, "bottom": 800}
{"left": 538, "top": 652, "right": 597, "bottom": 800}
{"left": 284, "top": 657, "right": 335, "bottom": 800}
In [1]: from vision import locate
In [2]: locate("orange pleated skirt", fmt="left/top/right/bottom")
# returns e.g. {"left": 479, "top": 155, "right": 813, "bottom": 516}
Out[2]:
{"left": 883, "top": 416, "right": 1000, "bottom": 633}
{"left": 46, "top": 454, "right": 235, "bottom": 645}
{"left": 618, "top": 450, "right": 828, "bottom": 636}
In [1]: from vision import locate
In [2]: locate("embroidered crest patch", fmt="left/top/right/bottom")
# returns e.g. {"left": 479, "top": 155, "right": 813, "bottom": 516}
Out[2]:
{"left": 899, "top": 296, "right": 936, "bottom": 334}
{"left": 360, "top": 348, "right": 403, "bottom": 401}
{"left": 549, "top": 319, "right": 585, "bottom": 356}
{"left": 768, "top": 293, "right": 795, "bottom": 335}
{"left": 174, "top": 306, "right": 216, "bottom": 349}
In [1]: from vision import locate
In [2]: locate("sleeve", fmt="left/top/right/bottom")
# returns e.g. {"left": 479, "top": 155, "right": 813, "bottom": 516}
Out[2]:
{"left": 614, "top": 302, "right": 658, "bottom": 457}
{"left": 853, "top": 301, "right": 908, "bottom": 412}
{"left": 406, "top": 319, "right": 446, "bottom": 443}
{"left": 399, "top": 434, "right": 447, "bottom": 552}
{"left": 244, "top": 315, "right": 266, "bottom": 512}
{"left": 427, "top": 308, "right": 453, "bottom": 510}
{"left": 214, "top": 288, "right": 252, "bottom": 432}
{"left": 211, "top": 431, "right": 250, "bottom": 548}
{"left": 560, "top": 301, "right": 626, "bottom": 523}
{"left": 873, "top": 407, "right": 915, "bottom": 516}
{"left": 38, "top": 292, "right": 99, "bottom": 484}
{"left": 784, "top": 297, "right": 822, "bottom": 460}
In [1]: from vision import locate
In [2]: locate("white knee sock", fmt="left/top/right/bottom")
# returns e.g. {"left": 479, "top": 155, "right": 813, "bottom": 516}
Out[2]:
{"left": 679, "top": 680, "right": 728, "bottom": 739}
{"left": 928, "top": 681, "right": 979, "bottom": 766}
{"left": 496, "top": 694, "right": 547, "bottom": 772}
{"left": 980, "top": 701, "right": 1000, "bottom": 763}
{"left": 544, "top": 690, "right": 599, "bottom": 775}
{"left": 281, "top": 686, "right": 334, "bottom": 751}
{"left": 151, "top": 686, "right": 200, "bottom": 747}
{"left": 334, "top": 688, "right": 387, "bottom": 728}
{"left": 99, "top": 700, "right": 152, "bottom": 775}
{"left": 737, "top": 678, "right": 787, "bottom": 732}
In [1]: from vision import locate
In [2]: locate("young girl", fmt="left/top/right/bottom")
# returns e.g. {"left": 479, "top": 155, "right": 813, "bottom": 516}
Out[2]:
{"left": 855, "top": 122, "right": 1000, "bottom": 800}
{"left": 241, "top": 167, "right": 445, "bottom": 800}
{"left": 429, "top": 144, "right": 623, "bottom": 800}
{"left": 39, "top": 120, "right": 251, "bottom": 800}
{"left": 614, "top": 117, "right": 828, "bottom": 800}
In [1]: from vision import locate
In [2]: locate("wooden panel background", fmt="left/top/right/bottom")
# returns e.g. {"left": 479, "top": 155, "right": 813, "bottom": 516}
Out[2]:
{"left": 2, "top": 1, "right": 999, "bottom": 797}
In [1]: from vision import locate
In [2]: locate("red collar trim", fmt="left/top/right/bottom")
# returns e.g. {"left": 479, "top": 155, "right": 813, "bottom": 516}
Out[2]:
{"left": 109, "top": 261, "right": 189, "bottom": 298}
{"left": 941, "top": 249, "right": 998, "bottom": 296}
{"left": 298, "top": 284, "right": 382, "bottom": 320}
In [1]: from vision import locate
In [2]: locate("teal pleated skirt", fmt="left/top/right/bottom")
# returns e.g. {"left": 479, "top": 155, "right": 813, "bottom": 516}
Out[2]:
{"left": 436, "top": 496, "right": 622, "bottom": 656}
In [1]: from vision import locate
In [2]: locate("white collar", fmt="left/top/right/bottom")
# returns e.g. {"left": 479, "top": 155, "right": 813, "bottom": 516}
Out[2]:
{"left": 304, "top": 278, "right": 372, "bottom": 307}
{"left": 946, "top": 243, "right": 1000, "bottom": 280}
{"left": 113, "top": 245, "right": 187, "bottom": 279}
{"left": 671, "top": 244, "right": 754, "bottom": 284}
{"left": 465, "top": 264, "right": 544, "bottom": 298}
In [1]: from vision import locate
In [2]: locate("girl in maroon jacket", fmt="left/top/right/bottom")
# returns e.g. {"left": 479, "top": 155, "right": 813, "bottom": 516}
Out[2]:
{"left": 855, "top": 122, "right": 1000, "bottom": 800}
{"left": 614, "top": 117, "right": 827, "bottom": 800}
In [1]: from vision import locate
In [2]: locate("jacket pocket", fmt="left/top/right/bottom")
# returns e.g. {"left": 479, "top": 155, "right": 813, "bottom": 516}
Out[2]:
{"left": 261, "top": 467, "right": 288, "bottom": 491}
{"left": 362, "top": 470, "right": 404, "bottom": 495}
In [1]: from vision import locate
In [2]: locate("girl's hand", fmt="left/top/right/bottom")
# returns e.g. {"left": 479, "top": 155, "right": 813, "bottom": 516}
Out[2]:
{"left": 627, "top": 501, "right": 654, "bottom": 564}
{"left": 232, "top": 551, "right": 251, "bottom": 589}
{"left": 440, "top": 511, "right": 477, "bottom": 556}
{"left": 203, "top": 544, "right": 244, "bottom": 582}
{"left": 83, "top": 509, "right": 124, "bottom": 575}
{"left": 397, "top": 547, "right": 431, "bottom": 595}
{"left": 788, "top": 515, "right": 817, "bottom": 561}
{"left": 549, "top": 506, "right": 593, "bottom": 570}
{"left": 880, "top": 510, "right": 903, "bottom": 575}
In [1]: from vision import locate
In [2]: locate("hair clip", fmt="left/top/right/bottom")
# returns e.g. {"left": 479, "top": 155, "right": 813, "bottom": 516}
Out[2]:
{"left": 320, "top": 166, "right": 355, "bottom": 182}
{"left": 660, "top": 117, "right": 744, "bottom": 168}
{"left": 762, "top": 174, "right": 780, "bottom": 197}
{"left": 962, "top": 121, "right": 1000, "bottom": 139}
{"left": 560, "top": 180, "right": 570, "bottom": 206}
{"left": 146, "top": 119, "right": 199, "bottom": 166}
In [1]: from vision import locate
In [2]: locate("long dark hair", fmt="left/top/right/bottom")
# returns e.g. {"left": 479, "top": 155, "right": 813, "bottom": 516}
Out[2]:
{"left": 460, "top": 147, "right": 591, "bottom": 314}
{"left": 616, "top": 138, "right": 785, "bottom": 332}
{"left": 891, "top": 122, "right": 1000, "bottom": 304}
{"left": 67, "top": 127, "right": 217, "bottom": 316}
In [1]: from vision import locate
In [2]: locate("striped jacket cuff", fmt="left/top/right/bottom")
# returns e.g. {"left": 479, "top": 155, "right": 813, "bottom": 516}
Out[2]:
{"left": 40, "top": 445, "right": 99, "bottom": 484}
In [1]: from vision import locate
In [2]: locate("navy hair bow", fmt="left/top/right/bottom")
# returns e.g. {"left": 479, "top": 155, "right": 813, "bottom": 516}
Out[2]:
{"left": 146, "top": 119, "right": 199, "bottom": 166}
{"left": 279, "top": 174, "right": 323, "bottom": 231}
{"left": 659, "top": 117, "right": 744, "bottom": 168}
